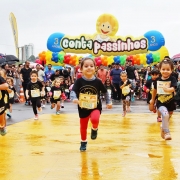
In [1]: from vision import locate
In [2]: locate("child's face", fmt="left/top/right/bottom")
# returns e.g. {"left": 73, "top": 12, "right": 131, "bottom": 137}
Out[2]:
{"left": 65, "top": 80, "right": 68, "bottom": 84}
{"left": 151, "top": 74, "right": 159, "bottom": 80}
{"left": 106, "top": 80, "right": 111, "bottom": 84}
{"left": 55, "top": 80, "right": 61, "bottom": 87}
{"left": 120, "top": 73, "right": 127, "bottom": 81}
{"left": 6, "top": 79, "right": 12, "bottom": 85}
{"left": 160, "top": 64, "right": 172, "bottom": 79}
{"left": 59, "top": 78, "right": 63, "bottom": 82}
{"left": 46, "top": 81, "right": 50, "bottom": 86}
{"left": 81, "top": 59, "right": 95, "bottom": 78}
{"left": 31, "top": 73, "right": 38, "bottom": 81}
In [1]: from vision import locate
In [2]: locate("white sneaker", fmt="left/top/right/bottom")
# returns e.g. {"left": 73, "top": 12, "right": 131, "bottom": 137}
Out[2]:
{"left": 42, "top": 104, "right": 45, "bottom": 108}
{"left": 164, "top": 133, "right": 172, "bottom": 140}
{"left": 34, "top": 115, "right": 38, "bottom": 120}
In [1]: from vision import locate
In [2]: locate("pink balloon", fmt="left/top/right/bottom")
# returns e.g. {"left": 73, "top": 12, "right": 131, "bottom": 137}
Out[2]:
{"left": 35, "top": 59, "right": 40, "bottom": 63}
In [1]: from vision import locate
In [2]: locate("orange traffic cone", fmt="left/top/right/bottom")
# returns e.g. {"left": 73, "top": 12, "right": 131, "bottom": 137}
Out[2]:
{"left": 19, "top": 86, "right": 25, "bottom": 103}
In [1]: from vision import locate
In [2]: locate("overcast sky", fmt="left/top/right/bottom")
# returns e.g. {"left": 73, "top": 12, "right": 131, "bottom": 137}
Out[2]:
{"left": 0, "top": 0, "right": 180, "bottom": 57}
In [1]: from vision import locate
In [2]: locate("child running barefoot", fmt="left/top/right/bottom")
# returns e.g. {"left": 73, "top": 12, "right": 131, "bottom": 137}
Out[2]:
{"left": 50, "top": 78, "right": 64, "bottom": 115}
{"left": 70, "top": 57, "right": 112, "bottom": 152}
{"left": 6, "top": 77, "right": 20, "bottom": 118}
{"left": 150, "top": 59, "right": 177, "bottom": 140}
{"left": 120, "top": 71, "right": 132, "bottom": 117}
{"left": 26, "top": 71, "right": 44, "bottom": 120}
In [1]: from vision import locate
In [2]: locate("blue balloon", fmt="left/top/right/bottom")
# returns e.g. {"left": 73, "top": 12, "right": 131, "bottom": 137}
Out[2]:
{"left": 144, "top": 30, "right": 165, "bottom": 51}
{"left": 52, "top": 52, "right": 59, "bottom": 63}
{"left": 47, "top": 32, "right": 65, "bottom": 52}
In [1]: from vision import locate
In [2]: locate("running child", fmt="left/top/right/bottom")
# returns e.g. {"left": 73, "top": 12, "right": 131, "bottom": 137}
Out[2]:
{"left": 59, "top": 76, "right": 65, "bottom": 108}
{"left": 143, "top": 69, "right": 161, "bottom": 122}
{"left": 50, "top": 78, "right": 64, "bottom": 115}
{"left": 104, "top": 77, "right": 115, "bottom": 105}
{"left": 64, "top": 79, "right": 70, "bottom": 101}
{"left": 45, "top": 80, "right": 51, "bottom": 103}
{"left": 0, "top": 70, "right": 9, "bottom": 136}
{"left": 71, "top": 57, "right": 112, "bottom": 152}
{"left": 26, "top": 71, "right": 44, "bottom": 120}
{"left": 150, "top": 59, "right": 177, "bottom": 140}
{"left": 6, "top": 77, "right": 20, "bottom": 118}
{"left": 120, "top": 71, "right": 132, "bottom": 117}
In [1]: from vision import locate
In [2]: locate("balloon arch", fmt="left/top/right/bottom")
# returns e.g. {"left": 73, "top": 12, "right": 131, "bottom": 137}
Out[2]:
{"left": 36, "top": 13, "right": 169, "bottom": 67}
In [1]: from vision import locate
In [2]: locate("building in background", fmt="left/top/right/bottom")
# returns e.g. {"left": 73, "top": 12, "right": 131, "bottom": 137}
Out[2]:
{"left": 18, "top": 44, "right": 34, "bottom": 62}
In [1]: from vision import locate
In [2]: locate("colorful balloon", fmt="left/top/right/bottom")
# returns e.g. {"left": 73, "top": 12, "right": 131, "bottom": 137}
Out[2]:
{"left": 47, "top": 32, "right": 65, "bottom": 52}
{"left": 144, "top": 30, "right": 165, "bottom": 51}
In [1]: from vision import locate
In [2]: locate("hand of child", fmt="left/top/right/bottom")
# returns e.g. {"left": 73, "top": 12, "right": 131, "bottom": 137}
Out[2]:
{"left": 146, "top": 89, "right": 150, "bottom": 93}
{"left": 73, "top": 99, "right": 79, "bottom": 104}
{"left": 41, "top": 91, "right": 45, "bottom": 96}
{"left": 49, "top": 92, "right": 52, "bottom": 96}
{"left": 149, "top": 99, "right": 155, "bottom": 111}
{"left": 163, "top": 86, "right": 169, "bottom": 93}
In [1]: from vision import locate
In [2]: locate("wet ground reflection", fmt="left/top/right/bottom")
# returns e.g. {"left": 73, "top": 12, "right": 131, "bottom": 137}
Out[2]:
{"left": 0, "top": 113, "right": 180, "bottom": 180}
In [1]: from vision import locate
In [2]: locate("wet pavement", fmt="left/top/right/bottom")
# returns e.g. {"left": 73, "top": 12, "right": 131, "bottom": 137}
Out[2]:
{"left": 1, "top": 101, "right": 180, "bottom": 179}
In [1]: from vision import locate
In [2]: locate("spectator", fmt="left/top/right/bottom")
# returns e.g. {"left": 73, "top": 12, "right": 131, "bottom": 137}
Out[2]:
{"left": 45, "top": 64, "right": 54, "bottom": 82}
{"left": 110, "top": 63, "right": 122, "bottom": 101}
{"left": 97, "top": 64, "right": 108, "bottom": 84}
{"left": 20, "top": 61, "right": 32, "bottom": 105}
{"left": 126, "top": 59, "right": 139, "bottom": 88}
{"left": 50, "top": 70, "right": 60, "bottom": 81}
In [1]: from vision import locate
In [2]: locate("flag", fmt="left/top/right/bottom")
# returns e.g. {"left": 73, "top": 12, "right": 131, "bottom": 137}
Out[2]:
{"left": 9, "top": 12, "right": 19, "bottom": 57}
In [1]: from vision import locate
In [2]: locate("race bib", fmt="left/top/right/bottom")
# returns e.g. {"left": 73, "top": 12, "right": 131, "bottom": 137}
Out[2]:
{"left": 46, "top": 87, "right": 51, "bottom": 92}
{"left": 79, "top": 93, "right": 97, "bottom": 109}
{"left": 65, "top": 89, "right": 69, "bottom": 93}
{"left": 9, "top": 91, "right": 14, "bottom": 98}
{"left": 53, "top": 91, "right": 61, "bottom": 99}
{"left": 122, "top": 86, "right": 130, "bottom": 96}
{"left": 31, "top": 89, "right": 40, "bottom": 97}
{"left": 157, "top": 81, "right": 171, "bottom": 95}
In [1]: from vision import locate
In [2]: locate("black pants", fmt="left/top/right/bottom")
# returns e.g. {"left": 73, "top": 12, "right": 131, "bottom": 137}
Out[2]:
{"left": 31, "top": 98, "right": 41, "bottom": 115}
{"left": 113, "top": 83, "right": 122, "bottom": 101}
{"left": 22, "top": 82, "right": 29, "bottom": 102}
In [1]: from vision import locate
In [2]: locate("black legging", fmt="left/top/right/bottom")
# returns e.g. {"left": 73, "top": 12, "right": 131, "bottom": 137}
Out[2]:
{"left": 113, "top": 83, "right": 122, "bottom": 101}
{"left": 31, "top": 98, "right": 41, "bottom": 115}
{"left": 22, "top": 82, "right": 29, "bottom": 102}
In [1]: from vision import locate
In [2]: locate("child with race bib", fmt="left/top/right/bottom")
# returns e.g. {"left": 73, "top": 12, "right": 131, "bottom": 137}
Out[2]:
{"left": 50, "top": 78, "right": 64, "bottom": 115}
{"left": 120, "top": 71, "right": 132, "bottom": 117}
{"left": 70, "top": 57, "right": 112, "bottom": 152}
{"left": 0, "top": 72, "right": 9, "bottom": 136}
{"left": 150, "top": 59, "right": 177, "bottom": 140}
{"left": 26, "top": 71, "right": 44, "bottom": 120}
{"left": 6, "top": 77, "right": 20, "bottom": 118}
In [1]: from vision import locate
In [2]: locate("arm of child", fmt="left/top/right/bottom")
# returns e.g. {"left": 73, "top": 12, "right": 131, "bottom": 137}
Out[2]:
{"left": 0, "top": 83, "right": 8, "bottom": 90}
{"left": 149, "top": 88, "right": 157, "bottom": 111}
{"left": 7, "top": 88, "right": 12, "bottom": 93}
{"left": 25, "top": 90, "right": 29, "bottom": 99}
{"left": 70, "top": 91, "right": 79, "bottom": 104}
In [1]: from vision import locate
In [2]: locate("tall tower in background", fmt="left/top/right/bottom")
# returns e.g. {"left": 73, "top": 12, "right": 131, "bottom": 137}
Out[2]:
{"left": 18, "top": 44, "right": 34, "bottom": 62}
